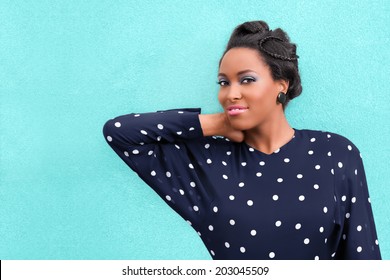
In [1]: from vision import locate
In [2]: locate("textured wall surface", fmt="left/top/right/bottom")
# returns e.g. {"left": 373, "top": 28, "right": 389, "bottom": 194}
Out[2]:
{"left": 1, "top": 0, "right": 389, "bottom": 259}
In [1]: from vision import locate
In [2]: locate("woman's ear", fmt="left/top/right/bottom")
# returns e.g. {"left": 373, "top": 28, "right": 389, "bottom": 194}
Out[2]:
{"left": 278, "top": 79, "right": 289, "bottom": 93}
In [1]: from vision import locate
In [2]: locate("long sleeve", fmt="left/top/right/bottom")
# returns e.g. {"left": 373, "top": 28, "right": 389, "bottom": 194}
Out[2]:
{"left": 102, "top": 108, "right": 214, "bottom": 228}
{"left": 331, "top": 136, "right": 381, "bottom": 259}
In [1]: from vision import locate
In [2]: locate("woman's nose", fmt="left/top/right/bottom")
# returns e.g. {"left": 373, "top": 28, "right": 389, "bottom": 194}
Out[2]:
{"left": 227, "top": 85, "right": 242, "bottom": 101}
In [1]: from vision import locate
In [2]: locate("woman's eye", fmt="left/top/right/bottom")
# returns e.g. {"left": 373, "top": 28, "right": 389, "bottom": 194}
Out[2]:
{"left": 217, "top": 80, "right": 228, "bottom": 86}
{"left": 242, "top": 77, "right": 256, "bottom": 84}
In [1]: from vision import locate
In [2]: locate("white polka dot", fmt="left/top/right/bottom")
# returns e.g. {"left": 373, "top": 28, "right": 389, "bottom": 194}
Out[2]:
{"left": 324, "top": 238, "right": 328, "bottom": 244}
{"left": 247, "top": 200, "right": 254, "bottom": 206}
{"left": 313, "top": 184, "right": 320, "bottom": 189}
{"left": 179, "top": 189, "right": 185, "bottom": 195}
{"left": 355, "top": 169, "right": 358, "bottom": 175}
{"left": 241, "top": 162, "right": 247, "bottom": 166}
{"left": 157, "top": 136, "right": 162, "bottom": 141}
{"left": 134, "top": 114, "right": 140, "bottom": 117}
{"left": 315, "top": 256, "right": 319, "bottom": 260}
{"left": 259, "top": 161, "right": 265, "bottom": 166}
{"left": 249, "top": 147, "right": 254, "bottom": 152}
{"left": 308, "top": 150, "right": 314, "bottom": 155}
{"left": 351, "top": 197, "right": 356, "bottom": 203}
{"left": 319, "top": 227, "right": 324, "bottom": 233}
{"left": 225, "top": 242, "right": 230, "bottom": 248}
{"left": 197, "top": 231, "right": 201, "bottom": 236}
{"left": 299, "top": 195, "right": 305, "bottom": 201}
{"left": 295, "top": 223, "right": 301, "bottom": 230}
{"left": 357, "top": 225, "right": 362, "bottom": 231}
{"left": 186, "top": 220, "right": 192, "bottom": 225}
{"left": 114, "top": 122, "right": 121, "bottom": 127}
{"left": 190, "top": 182, "right": 196, "bottom": 187}
{"left": 346, "top": 213, "right": 351, "bottom": 219}
{"left": 310, "top": 137, "right": 316, "bottom": 142}
{"left": 151, "top": 170, "right": 156, "bottom": 176}
{"left": 277, "top": 178, "right": 283, "bottom": 183}
{"left": 341, "top": 195, "right": 346, "bottom": 201}
{"left": 269, "top": 252, "right": 275, "bottom": 259}
{"left": 132, "top": 149, "right": 139, "bottom": 155}
{"left": 148, "top": 150, "right": 153, "bottom": 156}
{"left": 331, "top": 252, "right": 336, "bottom": 258}
{"left": 205, "top": 143, "right": 210, "bottom": 149}
{"left": 304, "top": 238, "right": 310, "bottom": 244}
{"left": 213, "top": 206, "right": 218, "bottom": 213}
{"left": 256, "top": 172, "right": 262, "bottom": 177}
{"left": 193, "top": 205, "right": 199, "bottom": 211}
{"left": 124, "top": 151, "right": 129, "bottom": 157}
{"left": 229, "top": 219, "right": 235, "bottom": 225}
{"left": 297, "top": 174, "right": 303, "bottom": 179}
{"left": 338, "top": 162, "right": 343, "bottom": 168}
{"left": 223, "top": 174, "right": 228, "bottom": 180}
{"left": 238, "top": 182, "right": 245, "bottom": 188}
{"left": 240, "top": 247, "right": 246, "bottom": 253}
{"left": 274, "top": 148, "right": 280, "bottom": 153}
{"left": 226, "top": 151, "right": 232, "bottom": 155}
{"left": 315, "top": 165, "right": 321, "bottom": 170}
{"left": 222, "top": 161, "right": 227, "bottom": 166}
{"left": 140, "top": 130, "right": 147, "bottom": 135}
{"left": 348, "top": 145, "right": 352, "bottom": 151}
{"left": 275, "top": 220, "right": 282, "bottom": 227}
{"left": 273, "top": 195, "right": 279, "bottom": 201}
{"left": 229, "top": 195, "right": 235, "bottom": 200}
{"left": 206, "top": 159, "right": 212, "bottom": 164}
{"left": 323, "top": 207, "right": 328, "bottom": 213}
{"left": 157, "top": 124, "right": 164, "bottom": 130}
{"left": 165, "top": 195, "right": 171, "bottom": 201}
{"left": 327, "top": 134, "right": 331, "bottom": 138}
{"left": 189, "top": 163, "right": 194, "bottom": 169}
{"left": 250, "top": 230, "right": 257, "bottom": 236}
{"left": 343, "top": 234, "right": 346, "bottom": 240}
{"left": 331, "top": 168, "right": 334, "bottom": 175}
{"left": 189, "top": 127, "right": 194, "bottom": 131}
{"left": 178, "top": 111, "right": 184, "bottom": 114}
{"left": 357, "top": 246, "right": 362, "bottom": 253}
{"left": 375, "top": 240, "right": 379, "bottom": 245}
{"left": 327, "top": 151, "right": 332, "bottom": 156}
{"left": 284, "top": 158, "right": 290, "bottom": 163}
{"left": 166, "top": 171, "right": 171, "bottom": 177}
{"left": 106, "top": 136, "right": 113, "bottom": 142}
{"left": 208, "top": 225, "right": 214, "bottom": 231}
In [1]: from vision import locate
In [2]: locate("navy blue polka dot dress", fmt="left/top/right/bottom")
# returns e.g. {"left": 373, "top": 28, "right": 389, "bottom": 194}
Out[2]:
{"left": 102, "top": 108, "right": 381, "bottom": 260}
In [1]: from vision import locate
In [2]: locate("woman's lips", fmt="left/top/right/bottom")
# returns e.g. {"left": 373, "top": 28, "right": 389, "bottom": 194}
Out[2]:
{"left": 227, "top": 105, "right": 249, "bottom": 116}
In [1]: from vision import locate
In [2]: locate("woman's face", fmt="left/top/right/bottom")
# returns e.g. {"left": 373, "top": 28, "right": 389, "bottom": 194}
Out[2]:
{"left": 217, "top": 47, "right": 288, "bottom": 131}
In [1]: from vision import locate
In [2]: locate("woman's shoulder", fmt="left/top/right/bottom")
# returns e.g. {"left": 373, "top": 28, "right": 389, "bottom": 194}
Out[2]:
{"left": 297, "top": 128, "right": 362, "bottom": 156}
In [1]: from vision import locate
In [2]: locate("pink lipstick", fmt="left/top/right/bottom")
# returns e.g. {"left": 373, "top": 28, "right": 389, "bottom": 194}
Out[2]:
{"left": 227, "top": 105, "right": 249, "bottom": 116}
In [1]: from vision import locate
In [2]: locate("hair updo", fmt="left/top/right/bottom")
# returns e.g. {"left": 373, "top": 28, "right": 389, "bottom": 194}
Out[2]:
{"left": 218, "top": 20, "right": 302, "bottom": 109}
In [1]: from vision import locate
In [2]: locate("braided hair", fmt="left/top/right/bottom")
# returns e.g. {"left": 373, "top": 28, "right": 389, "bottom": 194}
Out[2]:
{"left": 218, "top": 20, "right": 302, "bottom": 109}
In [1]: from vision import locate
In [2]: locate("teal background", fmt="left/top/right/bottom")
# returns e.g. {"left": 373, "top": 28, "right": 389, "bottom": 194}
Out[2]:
{"left": 1, "top": 0, "right": 389, "bottom": 260}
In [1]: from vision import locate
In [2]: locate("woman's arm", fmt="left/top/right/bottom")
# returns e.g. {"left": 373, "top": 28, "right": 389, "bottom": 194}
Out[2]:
{"left": 330, "top": 136, "right": 382, "bottom": 260}
{"left": 102, "top": 108, "right": 228, "bottom": 227}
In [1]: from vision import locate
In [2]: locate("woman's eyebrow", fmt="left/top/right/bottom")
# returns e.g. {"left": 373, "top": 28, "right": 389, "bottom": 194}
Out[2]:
{"left": 218, "top": 69, "right": 257, "bottom": 78}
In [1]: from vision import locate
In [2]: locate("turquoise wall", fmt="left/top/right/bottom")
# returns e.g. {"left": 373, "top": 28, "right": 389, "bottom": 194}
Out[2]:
{"left": 1, "top": 0, "right": 389, "bottom": 259}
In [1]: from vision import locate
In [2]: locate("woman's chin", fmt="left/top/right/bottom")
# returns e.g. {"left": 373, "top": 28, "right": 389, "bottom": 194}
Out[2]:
{"left": 229, "top": 120, "right": 254, "bottom": 132}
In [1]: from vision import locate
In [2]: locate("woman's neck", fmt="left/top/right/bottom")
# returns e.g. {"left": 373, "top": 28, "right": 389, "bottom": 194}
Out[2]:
{"left": 243, "top": 112, "right": 294, "bottom": 155}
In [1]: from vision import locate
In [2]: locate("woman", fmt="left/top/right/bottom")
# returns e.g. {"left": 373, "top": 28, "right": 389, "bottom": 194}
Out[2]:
{"left": 102, "top": 20, "right": 381, "bottom": 260}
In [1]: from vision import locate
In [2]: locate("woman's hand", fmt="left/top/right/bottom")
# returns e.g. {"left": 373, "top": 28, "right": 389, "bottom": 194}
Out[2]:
{"left": 199, "top": 113, "right": 245, "bottom": 142}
